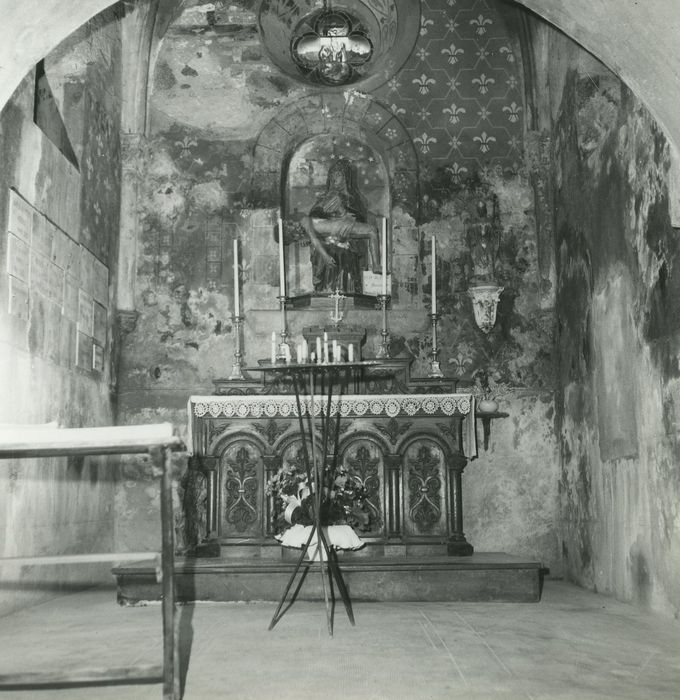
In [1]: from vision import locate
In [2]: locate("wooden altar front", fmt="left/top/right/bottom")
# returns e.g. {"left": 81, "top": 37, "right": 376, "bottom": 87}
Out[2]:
{"left": 187, "top": 390, "right": 477, "bottom": 557}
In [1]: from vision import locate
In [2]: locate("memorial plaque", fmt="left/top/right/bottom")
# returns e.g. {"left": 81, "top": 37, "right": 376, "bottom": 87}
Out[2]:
{"left": 47, "top": 262, "right": 64, "bottom": 306}
{"left": 8, "top": 276, "right": 29, "bottom": 320}
{"left": 79, "top": 247, "right": 95, "bottom": 296}
{"left": 63, "top": 274, "right": 79, "bottom": 321}
{"left": 77, "top": 289, "right": 94, "bottom": 336}
{"left": 93, "top": 257, "right": 109, "bottom": 306}
{"left": 59, "top": 318, "right": 76, "bottom": 368}
{"left": 7, "top": 190, "right": 33, "bottom": 242}
{"left": 63, "top": 236, "right": 80, "bottom": 275}
{"left": 44, "top": 302, "right": 61, "bottom": 363}
{"left": 92, "top": 343, "right": 104, "bottom": 372}
{"left": 31, "top": 210, "right": 53, "bottom": 259}
{"left": 76, "top": 331, "right": 93, "bottom": 370}
{"left": 93, "top": 301, "right": 107, "bottom": 345}
{"left": 51, "top": 227, "right": 70, "bottom": 268}
{"left": 6, "top": 233, "right": 30, "bottom": 282}
{"left": 30, "top": 251, "right": 50, "bottom": 298}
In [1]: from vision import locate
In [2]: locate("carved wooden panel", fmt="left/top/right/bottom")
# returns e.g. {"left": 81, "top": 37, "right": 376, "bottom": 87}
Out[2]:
{"left": 341, "top": 439, "right": 384, "bottom": 536}
{"left": 220, "top": 441, "right": 263, "bottom": 537}
{"left": 403, "top": 441, "right": 446, "bottom": 536}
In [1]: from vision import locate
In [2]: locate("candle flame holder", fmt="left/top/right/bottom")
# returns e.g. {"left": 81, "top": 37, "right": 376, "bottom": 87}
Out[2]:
{"left": 428, "top": 311, "right": 444, "bottom": 378}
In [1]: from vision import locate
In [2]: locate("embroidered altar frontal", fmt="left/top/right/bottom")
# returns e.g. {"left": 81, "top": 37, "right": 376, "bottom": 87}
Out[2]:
{"left": 187, "top": 393, "right": 477, "bottom": 558}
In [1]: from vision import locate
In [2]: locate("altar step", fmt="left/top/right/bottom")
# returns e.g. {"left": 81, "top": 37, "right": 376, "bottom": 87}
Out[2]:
{"left": 113, "top": 552, "right": 544, "bottom": 605}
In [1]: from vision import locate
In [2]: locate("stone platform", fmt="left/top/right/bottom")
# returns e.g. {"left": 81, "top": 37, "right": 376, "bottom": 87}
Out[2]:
{"left": 113, "top": 552, "right": 544, "bottom": 605}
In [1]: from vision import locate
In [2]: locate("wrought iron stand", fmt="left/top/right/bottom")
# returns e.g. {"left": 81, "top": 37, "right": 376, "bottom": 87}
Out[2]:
{"left": 247, "top": 360, "right": 377, "bottom": 635}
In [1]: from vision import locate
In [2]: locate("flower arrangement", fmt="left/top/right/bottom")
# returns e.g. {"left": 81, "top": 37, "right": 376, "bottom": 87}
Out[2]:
{"left": 266, "top": 455, "right": 372, "bottom": 536}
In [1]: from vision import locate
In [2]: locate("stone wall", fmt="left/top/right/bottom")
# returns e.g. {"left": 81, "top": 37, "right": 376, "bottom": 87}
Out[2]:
{"left": 0, "top": 8, "right": 122, "bottom": 615}
{"left": 546, "top": 30, "right": 680, "bottom": 616}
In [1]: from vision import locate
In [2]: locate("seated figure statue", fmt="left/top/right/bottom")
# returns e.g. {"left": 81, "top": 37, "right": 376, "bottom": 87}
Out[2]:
{"left": 299, "top": 158, "right": 381, "bottom": 294}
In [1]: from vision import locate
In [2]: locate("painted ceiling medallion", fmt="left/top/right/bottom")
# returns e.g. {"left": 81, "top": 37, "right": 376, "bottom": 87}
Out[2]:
{"left": 291, "top": 7, "right": 373, "bottom": 86}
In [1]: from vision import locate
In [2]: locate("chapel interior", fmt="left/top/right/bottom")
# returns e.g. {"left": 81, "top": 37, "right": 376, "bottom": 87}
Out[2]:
{"left": 1, "top": 0, "right": 680, "bottom": 697}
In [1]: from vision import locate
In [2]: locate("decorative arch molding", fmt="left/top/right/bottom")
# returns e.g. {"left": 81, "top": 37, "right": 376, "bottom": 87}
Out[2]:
{"left": 250, "top": 92, "right": 419, "bottom": 216}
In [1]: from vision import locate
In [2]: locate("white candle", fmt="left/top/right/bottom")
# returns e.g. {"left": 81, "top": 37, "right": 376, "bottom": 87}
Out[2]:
{"left": 348, "top": 343, "right": 354, "bottom": 362}
{"left": 323, "top": 332, "right": 329, "bottom": 363}
{"left": 431, "top": 235, "right": 437, "bottom": 314}
{"left": 271, "top": 331, "right": 276, "bottom": 364}
{"left": 278, "top": 217, "right": 285, "bottom": 297}
{"left": 233, "top": 239, "right": 240, "bottom": 316}
{"left": 381, "top": 218, "right": 387, "bottom": 295}
{"left": 316, "top": 336, "right": 322, "bottom": 363}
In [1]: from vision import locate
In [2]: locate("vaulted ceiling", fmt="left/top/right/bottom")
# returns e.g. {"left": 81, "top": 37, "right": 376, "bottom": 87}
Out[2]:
{"left": 1, "top": 0, "right": 680, "bottom": 154}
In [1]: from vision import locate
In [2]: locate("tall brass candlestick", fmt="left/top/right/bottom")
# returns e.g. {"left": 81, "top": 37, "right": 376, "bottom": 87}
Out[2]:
{"left": 276, "top": 294, "right": 291, "bottom": 362}
{"left": 428, "top": 311, "right": 443, "bottom": 377}
{"left": 376, "top": 293, "right": 391, "bottom": 358}
{"left": 228, "top": 314, "right": 246, "bottom": 380}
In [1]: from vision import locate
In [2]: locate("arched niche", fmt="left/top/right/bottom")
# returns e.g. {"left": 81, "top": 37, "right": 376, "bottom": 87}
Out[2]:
{"left": 283, "top": 134, "right": 390, "bottom": 299}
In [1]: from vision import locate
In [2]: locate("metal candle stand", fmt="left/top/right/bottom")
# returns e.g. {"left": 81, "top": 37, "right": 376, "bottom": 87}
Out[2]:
{"left": 228, "top": 314, "right": 246, "bottom": 380}
{"left": 375, "top": 293, "right": 391, "bottom": 359}
{"left": 276, "top": 294, "right": 292, "bottom": 362}
{"left": 428, "top": 311, "right": 444, "bottom": 378}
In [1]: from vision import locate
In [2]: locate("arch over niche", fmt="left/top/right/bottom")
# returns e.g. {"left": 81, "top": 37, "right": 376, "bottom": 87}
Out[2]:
{"left": 251, "top": 93, "right": 418, "bottom": 300}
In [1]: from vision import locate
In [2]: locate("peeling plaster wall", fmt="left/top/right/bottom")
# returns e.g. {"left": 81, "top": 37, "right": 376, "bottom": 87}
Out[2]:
{"left": 0, "top": 10, "right": 122, "bottom": 615}
{"left": 116, "top": 0, "right": 560, "bottom": 572}
{"left": 547, "top": 29, "right": 680, "bottom": 616}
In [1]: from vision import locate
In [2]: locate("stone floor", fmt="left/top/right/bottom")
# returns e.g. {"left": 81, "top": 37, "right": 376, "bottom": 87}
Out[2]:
{"left": 0, "top": 580, "right": 678, "bottom": 699}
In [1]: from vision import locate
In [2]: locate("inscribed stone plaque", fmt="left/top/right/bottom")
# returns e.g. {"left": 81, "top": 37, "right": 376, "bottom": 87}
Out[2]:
{"left": 44, "top": 302, "right": 61, "bottom": 363}
{"left": 63, "top": 274, "right": 79, "bottom": 321}
{"left": 31, "top": 210, "right": 53, "bottom": 259}
{"left": 63, "top": 236, "right": 80, "bottom": 275}
{"left": 92, "top": 301, "right": 107, "bottom": 345}
{"left": 92, "top": 343, "right": 104, "bottom": 372}
{"left": 60, "top": 318, "right": 76, "bottom": 368}
{"left": 77, "top": 290, "right": 94, "bottom": 336}
{"left": 79, "top": 247, "right": 95, "bottom": 296}
{"left": 51, "top": 227, "right": 70, "bottom": 269}
{"left": 47, "top": 262, "right": 64, "bottom": 306}
{"left": 7, "top": 190, "right": 33, "bottom": 242}
{"left": 30, "top": 251, "right": 50, "bottom": 298}
{"left": 6, "top": 234, "right": 30, "bottom": 282}
{"left": 76, "top": 331, "right": 93, "bottom": 370}
{"left": 8, "top": 276, "right": 29, "bottom": 319}
{"left": 92, "top": 258, "right": 109, "bottom": 306}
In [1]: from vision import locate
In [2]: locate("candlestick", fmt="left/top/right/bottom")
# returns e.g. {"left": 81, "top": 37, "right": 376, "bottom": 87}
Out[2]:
{"left": 228, "top": 313, "right": 245, "bottom": 380}
{"left": 316, "top": 336, "right": 322, "bottom": 363}
{"left": 428, "top": 311, "right": 444, "bottom": 377}
{"left": 271, "top": 331, "right": 276, "bottom": 364}
{"left": 323, "top": 331, "right": 329, "bottom": 363}
{"left": 376, "top": 293, "right": 391, "bottom": 358}
{"left": 348, "top": 343, "right": 354, "bottom": 362}
{"left": 278, "top": 217, "right": 285, "bottom": 297}
{"left": 381, "top": 218, "right": 387, "bottom": 295}
{"left": 233, "top": 239, "right": 240, "bottom": 317}
{"left": 431, "top": 235, "right": 437, "bottom": 314}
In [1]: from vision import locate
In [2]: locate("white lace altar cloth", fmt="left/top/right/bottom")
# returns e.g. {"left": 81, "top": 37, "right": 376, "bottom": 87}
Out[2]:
{"left": 187, "top": 393, "right": 476, "bottom": 457}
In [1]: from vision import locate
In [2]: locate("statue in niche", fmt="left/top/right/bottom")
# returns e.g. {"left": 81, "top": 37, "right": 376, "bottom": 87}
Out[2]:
{"left": 466, "top": 195, "right": 500, "bottom": 285}
{"left": 299, "top": 158, "right": 382, "bottom": 294}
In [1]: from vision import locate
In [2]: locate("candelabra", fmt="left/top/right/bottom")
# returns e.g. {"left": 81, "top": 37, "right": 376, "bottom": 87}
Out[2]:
{"left": 375, "top": 293, "right": 391, "bottom": 358}
{"left": 276, "top": 294, "right": 292, "bottom": 362}
{"left": 428, "top": 311, "right": 443, "bottom": 378}
{"left": 228, "top": 314, "right": 246, "bottom": 380}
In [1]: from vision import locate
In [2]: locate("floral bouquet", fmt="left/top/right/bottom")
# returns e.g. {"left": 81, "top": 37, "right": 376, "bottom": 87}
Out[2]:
{"left": 265, "top": 455, "right": 372, "bottom": 537}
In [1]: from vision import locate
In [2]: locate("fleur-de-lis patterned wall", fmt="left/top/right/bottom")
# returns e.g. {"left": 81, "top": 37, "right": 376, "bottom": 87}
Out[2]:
{"left": 374, "top": 0, "right": 523, "bottom": 179}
